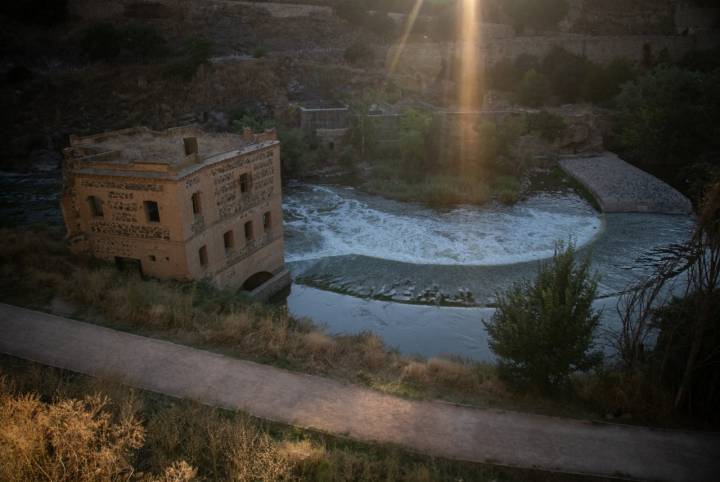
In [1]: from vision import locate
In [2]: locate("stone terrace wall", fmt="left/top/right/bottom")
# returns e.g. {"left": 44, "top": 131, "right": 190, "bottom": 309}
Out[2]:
{"left": 387, "top": 32, "right": 707, "bottom": 94}
{"left": 563, "top": 0, "right": 676, "bottom": 35}
{"left": 237, "top": 1, "right": 332, "bottom": 18}
{"left": 485, "top": 34, "right": 700, "bottom": 65}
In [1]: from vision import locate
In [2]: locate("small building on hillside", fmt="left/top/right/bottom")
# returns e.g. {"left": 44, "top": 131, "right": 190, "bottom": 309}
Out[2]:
{"left": 60, "top": 125, "right": 289, "bottom": 300}
{"left": 299, "top": 101, "right": 349, "bottom": 149}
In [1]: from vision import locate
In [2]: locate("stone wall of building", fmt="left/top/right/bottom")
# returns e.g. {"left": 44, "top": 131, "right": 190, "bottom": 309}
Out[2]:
{"left": 62, "top": 128, "right": 285, "bottom": 292}
{"left": 179, "top": 141, "right": 284, "bottom": 288}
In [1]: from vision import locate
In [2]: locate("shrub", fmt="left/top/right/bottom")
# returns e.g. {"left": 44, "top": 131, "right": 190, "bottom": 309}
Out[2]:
{"left": 253, "top": 46, "right": 267, "bottom": 59}
{"left": 344, "top": 41, "right": 374, "bottom": 65}
{"left": 488, "top": 54, "right": 540, "bottom": 91}
{"left": 502, "top": 0, "right": 569, "bottom": 33}
{"left": 652, "top": 292, "right": 720, "bottom": 423}
{"left": 492, "top": 175, "right": 522, "bottom": 204}
{"left": 0, "top": 0, "right": 68, "bottom": 26}
{"left": 582, "top": 58, "right": 637, "bottom": 104}
{"left": 615, "top": 66, "right": 718, "bottom": 167}
{"left": 334, "top": 0, "right": 367, "bottom": 25}
{"left": 528, "top": 110, "right": 567, "bottom": 142}
{"left": 81, "top": 23, "right": 124, "bottom": 62}
{"left": 0, "top": 390, "right": 144, "bottom": 482}
{"left": 163, "top": 39, "right": 214, "bottom": 80}
{"left": 124, "top": 23, "right": 168, "bottom": 61}
{"left": 365, "top": 11, "right": 396, "bottom": 37}
{"left": 680, "top": 46, "right": 720, "bottom": 73}
{"left": 516, "top": 69, "right": 551, "bottom": 107}
{"left": 541, "top": 46, "right": 590, "bottom": 103}
{"left": 484, "top": 242, "right": 601, "bottom": 390}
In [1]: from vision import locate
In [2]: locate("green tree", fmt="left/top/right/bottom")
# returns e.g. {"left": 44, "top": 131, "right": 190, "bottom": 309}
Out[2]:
{"left": 124, "top": 24, "right": 168, "bottom": 62}
{"left": 81, "top": 23, "right": 124, "bottom": 62}
{"left": 163, "top": 39, "right": 215, "bottom": 80}
{"left": 516, "top": 69, "right": 551, "bottom": 107}
{"left": 334, "top": 0, "right": 368, "bottom": 25}
{"left": 278, "top": 128, "right": 309, "bottom": 177}
{"left": 581, "top": 58, "right": 637, "bottom": 104}
{"left": 398, "top": 108, "right": 433, "bottom": 178}
{"left": 616, "top": 67, "right": 719, "bottom": 168}
{"left": 344, "top": 41, "right": 374, "bottom": 65}
{"left": 485, "top": 242, "right": 601, "bottom": 390}
{"left": 540, "top": 47, "right": 590, "bottom": 103}
{"left": 528, "top": 110, "right": 567, "bottom": 142}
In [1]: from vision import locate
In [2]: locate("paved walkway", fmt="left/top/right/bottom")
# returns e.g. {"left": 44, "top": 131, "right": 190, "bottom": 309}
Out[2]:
{"left": 560, "top": 153, "right": 693, "bottom": 214}
{"left": 1, "top": 303, "right": 718, "bottom": 482}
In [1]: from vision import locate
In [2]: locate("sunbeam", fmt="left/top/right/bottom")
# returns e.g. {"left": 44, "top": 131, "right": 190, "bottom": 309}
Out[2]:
{"left": 388, "top": 0, "right": 425, "bottom": 77}
{"left": 456, "top": 0, "right": 483, "bottom": 172}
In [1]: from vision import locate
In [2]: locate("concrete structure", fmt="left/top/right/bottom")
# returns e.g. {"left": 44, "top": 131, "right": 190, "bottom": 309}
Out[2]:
{"left": 560, "top": 153, "right": 693, "bottom": 214}
{"left": 60, "top": 125, "right": 289, "bottom": 298}
{"left": 299, "top": 101, "right": 349, "bottom": 149}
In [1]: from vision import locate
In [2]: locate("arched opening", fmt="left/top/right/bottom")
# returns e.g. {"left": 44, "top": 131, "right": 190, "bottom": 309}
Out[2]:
{"left": 242, "top": 271, "right": 274, "bottom": 291}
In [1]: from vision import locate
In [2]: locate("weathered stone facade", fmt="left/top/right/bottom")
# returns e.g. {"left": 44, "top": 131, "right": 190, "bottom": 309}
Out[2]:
{"left": 61, "top": 126, "right": 288, "bottom": 297}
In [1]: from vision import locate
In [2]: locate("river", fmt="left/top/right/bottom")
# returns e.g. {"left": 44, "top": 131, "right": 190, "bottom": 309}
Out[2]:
{"left": 1, "top": 169, "right": 695, "bottom": 361}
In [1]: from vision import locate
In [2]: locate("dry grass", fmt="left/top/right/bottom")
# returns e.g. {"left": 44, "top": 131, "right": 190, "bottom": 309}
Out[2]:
{"left": 0, "top": 380, "right": 145, "bottom": 482}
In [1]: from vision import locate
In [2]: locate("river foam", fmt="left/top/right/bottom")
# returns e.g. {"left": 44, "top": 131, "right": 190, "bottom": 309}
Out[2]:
{"left": 283, "top": 184, "right": 604, "bottom": 266}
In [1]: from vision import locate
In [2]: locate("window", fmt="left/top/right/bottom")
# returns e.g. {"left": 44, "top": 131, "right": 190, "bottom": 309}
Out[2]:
{"left": 198, "top": 246, "right": 208, "bottom": 267}
{"left": 149, "top": 255, "right": 157, "bottom": 262}
{"left": 191, "top": 192, "right": 202, "bottom": 216}
{"left": 223, "top": 230, "right": 234, "bottom": 252}
{"left": 87, "top": 196, "right": 104, "bottom": 217}
{"left": 239, "top": 173, "right": 251, "bottom": 194}
{"left": 144, "top": 201, "right": 160, "bottom": 223}
{"left": 263, "top": 211, "right": 271, "bottom": 231}
{"left": 244, "top": 221, "right": 254, "bottom": 241}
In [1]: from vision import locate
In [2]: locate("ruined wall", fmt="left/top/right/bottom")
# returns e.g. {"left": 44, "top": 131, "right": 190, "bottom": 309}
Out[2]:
{"left": 485, "top": 34, "right": 699, "bottom": 65}
{"left": 388, "top": 31, "right": 708, "bottom": 96}
{"left": 562, "top": 0, "right": 676, "bottom": 35}
{"left": 236, "top": 1, "right": 331, "bottom": 18}
{"left": 68, "top": 0, "right": 189, "bottom": 21}
{"left": 675, "top": 2, "right": 720, "bottom": 33}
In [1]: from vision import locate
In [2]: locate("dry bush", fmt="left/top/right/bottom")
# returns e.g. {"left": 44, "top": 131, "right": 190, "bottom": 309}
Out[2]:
{"left": 401, "top": 358, "right": 480, "bottom": 392}
{"left": 576, "top": 372, "right": 674, "bottom": 422}
{"left": 143, "top": 402, "right": 296, "bottom": 481}
{"left": 0, "top": 385, "right": 144, "bottom": 482}
{"left": 143, "top": 461, "right": 197, "bottom": 482}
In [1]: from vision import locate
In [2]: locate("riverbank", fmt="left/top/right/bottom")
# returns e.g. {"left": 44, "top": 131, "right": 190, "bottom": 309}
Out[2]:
{"left": 362, "top": 174, "right": 522, "bottom": 206}
{"left": 0, "top": 227, "right": 700, "bottom": 429}
{"left": 560, "top": 153, "right": 693, "bottom": 214}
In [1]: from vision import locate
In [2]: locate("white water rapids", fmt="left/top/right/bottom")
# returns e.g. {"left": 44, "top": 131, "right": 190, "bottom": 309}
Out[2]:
{"left": 283, "top": 184, "right": 603, "bottom": 266}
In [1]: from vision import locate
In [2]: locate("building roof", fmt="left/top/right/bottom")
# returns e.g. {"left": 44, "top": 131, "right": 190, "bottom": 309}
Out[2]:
{"left": 68, "top": 126, "right": 252, "bottom": 166}
{"left": 298, "top": 100, "right": 348, "bottom": 111}
{"left": 64, "top": 126, "right": 279, "bottom": 180}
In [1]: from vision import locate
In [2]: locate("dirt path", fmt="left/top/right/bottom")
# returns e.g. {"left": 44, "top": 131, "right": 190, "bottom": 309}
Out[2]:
{"left": 1, "top": 303, "right": 718, "bottom": 482}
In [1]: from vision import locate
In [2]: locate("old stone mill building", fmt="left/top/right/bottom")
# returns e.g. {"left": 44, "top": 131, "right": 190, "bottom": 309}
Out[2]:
{"left": 60, "top": 125, "right": 290, "bottom": 299}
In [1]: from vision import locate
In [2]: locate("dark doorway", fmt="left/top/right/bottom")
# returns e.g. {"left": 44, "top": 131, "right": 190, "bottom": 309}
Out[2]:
{"left": 115, "top": 257, "right": 143, "bottom": 276}
{"left": 242, "top": 271, "right": 273, "bottom": 291}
